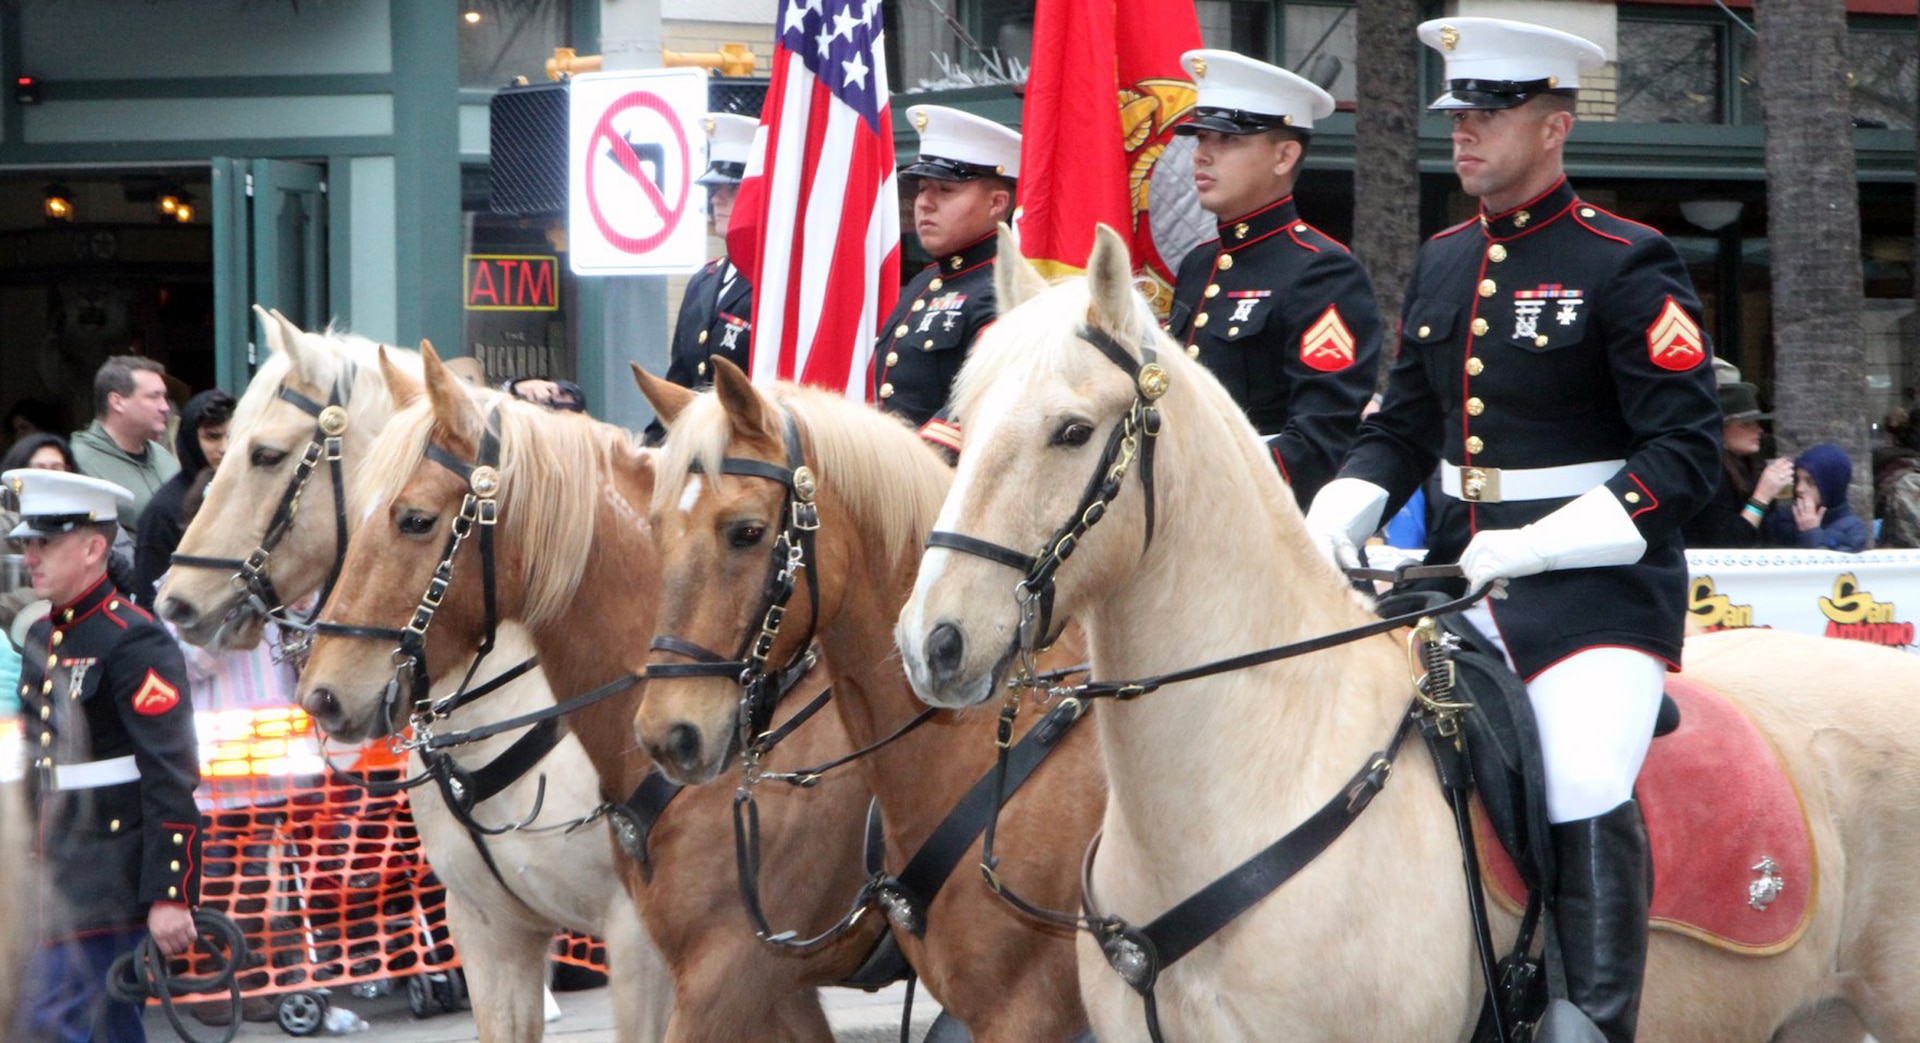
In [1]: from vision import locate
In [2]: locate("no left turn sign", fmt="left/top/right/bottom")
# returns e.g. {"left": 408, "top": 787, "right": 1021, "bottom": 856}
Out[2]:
{"left": 568, "top": 68, "right": 708, "bottom": 276}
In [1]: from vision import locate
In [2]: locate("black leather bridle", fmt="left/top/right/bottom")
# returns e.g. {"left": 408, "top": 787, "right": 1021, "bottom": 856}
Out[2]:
{"left": 170, "top": 375, "right": 356, "bottom": 636}
{"left": 644, "top": 411, "right": 823, "bottom": 763}
{"left": 924, "top": 323, "right": 1165, "bottom": 662}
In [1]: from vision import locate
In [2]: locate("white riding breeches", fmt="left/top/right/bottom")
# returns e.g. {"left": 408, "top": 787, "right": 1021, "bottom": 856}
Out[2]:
{"left": 1462, "top": 602, "right": 1665, "bottom": 824}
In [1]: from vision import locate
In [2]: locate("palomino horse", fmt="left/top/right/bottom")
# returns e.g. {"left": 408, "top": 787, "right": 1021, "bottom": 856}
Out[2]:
{"left": 632, "top": 362, "right": 1104, "bottom": 1040}
{"left": 295, "top": 346, "right": 886, "bottom": 1043}
{"left": 156, "top": 313, "right": 671, "bottom": 1043}
{"left": 896, "top": 226, "right": 1920, "bottom": 1042}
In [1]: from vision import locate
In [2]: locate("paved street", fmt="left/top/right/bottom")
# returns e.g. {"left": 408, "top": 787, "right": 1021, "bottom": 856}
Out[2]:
{"left": 143, "top": 980, "right": 942, "bottom": 1041}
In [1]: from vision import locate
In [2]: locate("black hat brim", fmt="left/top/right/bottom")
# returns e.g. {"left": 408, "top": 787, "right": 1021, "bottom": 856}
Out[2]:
{"left": 1428, "top": 89, "right": 1532, "bottom": 112}
{"left": 1173, "top": 108, "right": 1294, "bottom": 136}
{"left": 900, "top": 156, "right": 1008, "bottom": 183}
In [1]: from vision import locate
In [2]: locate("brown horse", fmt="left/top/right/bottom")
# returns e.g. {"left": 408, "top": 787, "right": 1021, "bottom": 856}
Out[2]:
{"left": 295, "top": 346, "right": 885, "bottom": 1043}
{"left": 897, "top": 225, "right": 1920, "bottom": 1041}
{"left": 632, "top": 361, "right": 1103, "bottom": 1040}
{"left": 150, "top": 311, "right": 668, "bottom": 1043}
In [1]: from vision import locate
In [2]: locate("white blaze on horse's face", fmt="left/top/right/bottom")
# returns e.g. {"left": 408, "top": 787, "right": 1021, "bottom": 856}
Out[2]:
{"left": 677, "top": 475, "right": 704, "bottom": 515}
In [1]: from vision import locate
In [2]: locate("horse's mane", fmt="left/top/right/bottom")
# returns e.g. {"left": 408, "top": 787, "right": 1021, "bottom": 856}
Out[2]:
{"left": 355, "top": 390, "right": 634, "bottom": 630}
{"left": 229, "top": 324, "right": 413, "bottom": 437}
{"left": 653, "top": 383, "right": 952, "bottom": 567}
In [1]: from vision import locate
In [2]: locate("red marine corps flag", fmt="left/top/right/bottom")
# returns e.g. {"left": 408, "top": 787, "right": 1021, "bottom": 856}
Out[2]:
{"left": 1016, "top": 0, "right": 1204, "bottom": 312}
{"left": 728, "top": 0, "right": 901, "bottom": 398}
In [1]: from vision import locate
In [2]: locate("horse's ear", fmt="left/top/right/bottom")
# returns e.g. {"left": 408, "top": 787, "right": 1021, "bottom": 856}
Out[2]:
{"left": 273, "top": 309, "right": 326, "bottom": 383}
{"left": 253, "top": 304, "right": 286, "bottom": 360}
{"left": 710, "top": 357, "right": 776, "bottom": 441}
{"left": 631, "top": 362, "right": 696, "bottom": 428}
{"left": 994, "top": 222, "right": 1046, "bottom": 316}
{"left": 1085, "top": 224, "right": 1136, "bottom": 339}
{"left": 421, "top": 341, "right": 485, "bottom": 452}
{"left": 379, "top": 347, "right": 424, "bottom": 409}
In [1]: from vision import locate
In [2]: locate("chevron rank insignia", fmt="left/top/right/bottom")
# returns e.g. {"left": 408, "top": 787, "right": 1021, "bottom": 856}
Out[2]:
{"left": 1646, "top": 297, "right": 1705, "bottom": 372}
{"left": 132, "top": 669, "right": 181, "bottom": 716}
{"left": 1301, "top": 305, "right": 1357, "bottom": 372}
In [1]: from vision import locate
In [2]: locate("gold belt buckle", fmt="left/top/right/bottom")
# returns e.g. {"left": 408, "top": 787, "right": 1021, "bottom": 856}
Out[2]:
{"left": 1460, "top": 466, "right": 1501, "bottom": 503}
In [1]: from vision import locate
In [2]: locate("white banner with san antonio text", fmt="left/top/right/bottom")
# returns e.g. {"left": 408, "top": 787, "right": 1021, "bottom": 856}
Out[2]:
{"left": 1683, "top": 548, "right": 1920, "bottom": 653}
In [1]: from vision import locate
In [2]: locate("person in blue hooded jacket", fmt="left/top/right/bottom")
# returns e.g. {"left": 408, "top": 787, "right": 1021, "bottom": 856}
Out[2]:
{"left": 1762, "top": 443, "right": 1870, "bottom": 552}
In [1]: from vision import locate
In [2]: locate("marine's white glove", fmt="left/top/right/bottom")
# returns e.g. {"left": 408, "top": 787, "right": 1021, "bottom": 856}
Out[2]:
{"left": 1459, "top": 486, "right": 1648, "bottom": 593}
{"left": 1302, "top": 478, "right": 1390, "bottom": 570}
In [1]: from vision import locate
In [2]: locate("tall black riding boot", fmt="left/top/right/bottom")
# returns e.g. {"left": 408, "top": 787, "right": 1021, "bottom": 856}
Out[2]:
{"left": 1550, "top": 799, "right": 1652, "bottom": 1043}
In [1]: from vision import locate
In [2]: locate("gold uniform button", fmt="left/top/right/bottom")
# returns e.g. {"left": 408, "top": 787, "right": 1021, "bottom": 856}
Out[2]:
{"left": 1294, "top": 223, "right": 1308, "bottom": 233}
{"left": 61, "top": 609, "right": 73, "bottom": 623}
{"left": 1234, "top": 222, "right": 1249, "bottom": 239}
{"left": 1204, "top": 284, "right": 1220, "bottom": 299}
{"left": 38, "top": 733, "right": 50, "bottom": 747}
{"left": 894, "top": 324, "right": 909, "bottom": 338}
{"left": 1580, "top": 207, "right": 1596, "bottom": 218}
{"left": 911, "top": 299, "right": 925, "bottom": 312}
{"left": 1535, "top": 335, "right": 1550, "bottom": 348}
{"left": 1466, "top": 436, "right": 1485, "bottom": 454}
{"left": 17, "top": 684, "right": 26, "bottom": 696}
{"left": 41, "top": 681, "right": 51, "bottom": 695}
{"left": 1417, "top": 325, "right": 1431, "bottom": 338}
{"left": 929, "top": 278, "right": 943, "bottom": 291}
{"left": 1186, "top": 345, "right": 1200, "bottom": 359}
{"left": 110, "top": 819, "right": 121, "bottom": 832}
{"left": 950, "top": 256, "right": 963, "bottom": 270}
{"left": 923, "top": 339, "right": 935, "bottom": 349}
{"left": 884, "top": 352, "right": 899, "bottom": 366}
{"left": 1478, "top": 279, "right": 1497, "bottom": 298}
{"left": 173, "top": 833, "right": 185, "bottom": 844}
{"left": 1471, "top": 318, "right": 1489, "bottom": 336}
{"left": 46, "top": 653, "right": 58, "bottom": 667}
{"left": 879, "top": 383, "right": 894, "bottom": 399}
{"left": 1194, "top": 313, "right": 1210, "bottom": 329}
{"left": 697, "top": 330, "right": 708, "bottom": 345}
{"left": 50, "top": 632, "right": 63, "bottom": 648}
{"left": 696, "top": 362, "right": 707, "bottom": 377}
{"left": 1466, "top": 357, "right": 1484, "bottom": 376}
{"left": 168, "top": 887, "right": 178, "bottom": 899}
{"left": 108, "top": 600, "right": 119, "bottom": 611}
{"left": 170, "top": 860, "right": 180, "bottom": 872}
{"left": 39, "top": 706, "right": 49, "bottom": 721}
{"left": 1624, "top": 491, "right": 1642, "bottom": 504}
{"left": 1488, "top": 244, "right": 1507, "bottom": 263}
{"left": 1227, "top": 326, "right": 1240, "bottom": 337}
{"left": 1217, "top": 253, "right": 1234, "bottom": 271}
{"left": 1466, "top": 397, "right": 1484, "bottom": 416}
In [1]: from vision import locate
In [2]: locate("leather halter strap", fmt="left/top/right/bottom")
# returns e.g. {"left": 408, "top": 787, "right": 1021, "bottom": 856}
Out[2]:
{"left": 643, "top": 411, "right": 823, "bottom": 750}
{"left": 170, "top": 374, "right": 356, "bottom": 625}
{"left": 923, "top": 324, "right": 1164, "bottom": 651}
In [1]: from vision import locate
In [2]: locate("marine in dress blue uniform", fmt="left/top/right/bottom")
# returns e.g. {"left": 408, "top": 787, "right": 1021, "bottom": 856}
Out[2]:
{"left": 870, "top": 105, "right": 1020, "bottom": 453}
{"left": 7, "top": 469, "right": 201, "bottom": 1043}
{"left": 1304, "top": 21, "right": 1720, "bottom": 1043}
{"left": 1167, "top": 50, "right": 1383, "bottom": 508}
{"left": 665, "top": 113, "right": 758, "bottom": 393}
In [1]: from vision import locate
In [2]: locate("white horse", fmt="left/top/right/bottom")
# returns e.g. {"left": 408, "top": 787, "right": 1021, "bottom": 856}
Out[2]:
{"left": 896, "top": 226, "right": 1920, "bottom": 1042}
{"left": 158, "top": 310, "right": 670, "bottom": 1043}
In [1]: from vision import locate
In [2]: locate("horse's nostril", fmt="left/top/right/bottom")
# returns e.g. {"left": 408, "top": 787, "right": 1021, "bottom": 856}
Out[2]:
{"left": 158, "top": 598, "right": 196, "bottom": 627}
{"left": 927, "top": 621, "right": 964, "bottom": 679}
{"left": 306, "top": 688, "right": 342, "bottom": 724}
{"left": 664, "top": 723, "right": 703, "bottom": 768}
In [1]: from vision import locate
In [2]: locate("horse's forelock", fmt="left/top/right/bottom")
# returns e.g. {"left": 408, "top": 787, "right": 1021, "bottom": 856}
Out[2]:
{"left": 651, "top": 393, "right": 736, "bottom": 517}
{"left": 490, "top": 399, "right": 613, "bottom": 630}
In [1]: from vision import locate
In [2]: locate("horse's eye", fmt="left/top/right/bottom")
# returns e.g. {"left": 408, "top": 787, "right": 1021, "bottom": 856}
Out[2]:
{"left": 728, "top": 523, "right": 767, "bottom": 549}
{"left": 1052, "top": 421, "right": 1095, "bottom": 448}
{"left": 250, "top": 447, "right": 288, "bottom": 468}
{"left": 397, "top": 513, "right": 436, "bottom": 536}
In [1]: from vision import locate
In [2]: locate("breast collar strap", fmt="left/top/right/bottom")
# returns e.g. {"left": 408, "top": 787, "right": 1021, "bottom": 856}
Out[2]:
{"left": 925, "top": 324, "right": 1164, "bottom": 655}
{"left": 644, "top": 410, "right": 822, "bottom": 757}
{"left": 171, "top": 371, "right": 357, "bottom": 633}
{"left": 311, "top": 408, "right": 505, "bottom": 753}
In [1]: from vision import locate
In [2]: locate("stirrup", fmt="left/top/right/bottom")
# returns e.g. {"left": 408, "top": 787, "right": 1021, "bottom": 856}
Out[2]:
{"left": 1532, "top": 1000, "right": 1607, "bottom": 1043}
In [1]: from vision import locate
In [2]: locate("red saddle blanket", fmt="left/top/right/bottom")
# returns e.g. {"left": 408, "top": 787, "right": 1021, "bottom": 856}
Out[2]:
{"left": 1474, "top": 676, "right": 1815, "bottom": 955}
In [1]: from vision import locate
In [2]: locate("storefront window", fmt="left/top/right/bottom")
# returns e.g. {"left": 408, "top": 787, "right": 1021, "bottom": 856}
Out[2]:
{"left": 460, "top": 0, "right": 571, "bottom": 90}
{"left": 1280, "top": 4, "right": 1353, "bottom": 104}
{"left": 1849, "top": 24, "right": 1917, "bottom": 130}
{"left": 1617, "top": 18, "right": 1723, "bottom": 124}
{"left": 1197, "top": 2, "right": 1274, "bottom": 64}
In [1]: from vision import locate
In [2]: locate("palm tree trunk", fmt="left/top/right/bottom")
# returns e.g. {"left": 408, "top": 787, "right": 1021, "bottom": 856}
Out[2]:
{"left": 1351, "top": 0, "right": 1423, "bottom": 390}
{"left": 1756, "top": 0, "right": 1868, "bottom": 516}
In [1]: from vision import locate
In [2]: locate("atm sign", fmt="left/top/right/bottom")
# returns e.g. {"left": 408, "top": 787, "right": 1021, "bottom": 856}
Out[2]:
{"left": 466, "top": 254, "right": 559, "bottom": 311}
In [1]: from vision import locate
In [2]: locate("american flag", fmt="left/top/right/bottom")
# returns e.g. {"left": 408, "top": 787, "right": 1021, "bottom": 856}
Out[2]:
{"left": 728, "top": 0, "right": 900, "bottom": 397}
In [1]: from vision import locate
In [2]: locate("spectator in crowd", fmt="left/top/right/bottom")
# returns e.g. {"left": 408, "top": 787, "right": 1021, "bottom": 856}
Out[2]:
{"left": 0, "top": 433, "right": 78, "bottom": 488}
{"left": 70, "top": 356, "right": 180, "bottom": 530}
{"left": 1681, "top": 380, "right": 1794, "bottom": 548}
{"left": 133, "top": 389, "right": 234, "bottom": 608}
{"left": 1761, "top": 443, "right": 1869, "bottom": 552}
{"left": 1872, "top": 446, "right": 1920, "bottom": 549}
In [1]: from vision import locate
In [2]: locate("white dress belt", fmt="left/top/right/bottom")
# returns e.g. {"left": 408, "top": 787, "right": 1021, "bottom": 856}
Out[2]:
{"left": 1439, "top": 459, "right": 1626, "bottom": 504}
{"left": 52, "top": 754, "right": 140, "bottom": 790}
